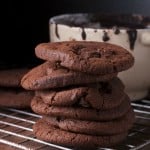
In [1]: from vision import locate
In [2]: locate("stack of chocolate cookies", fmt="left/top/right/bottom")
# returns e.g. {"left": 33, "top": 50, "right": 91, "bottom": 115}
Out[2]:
{"left": 0, "top": 68, "right": 34, "bottom": 108}
{"left": 21, "top": 41, "right": 135, "bottom": 148}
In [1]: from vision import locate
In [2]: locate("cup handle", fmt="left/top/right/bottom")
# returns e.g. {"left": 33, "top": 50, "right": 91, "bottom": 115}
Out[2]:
{"left": 140, "top": 32, "right": 150, "bottom": 46}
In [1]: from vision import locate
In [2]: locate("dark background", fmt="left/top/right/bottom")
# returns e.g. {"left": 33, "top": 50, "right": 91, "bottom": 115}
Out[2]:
{"left": 2, "top": 0, "right": 150, "bottom": 66}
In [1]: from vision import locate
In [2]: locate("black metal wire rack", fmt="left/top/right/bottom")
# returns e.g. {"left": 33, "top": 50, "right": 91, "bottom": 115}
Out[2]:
{"left": 0, "top": 99, "right": 150, "bottom": 150}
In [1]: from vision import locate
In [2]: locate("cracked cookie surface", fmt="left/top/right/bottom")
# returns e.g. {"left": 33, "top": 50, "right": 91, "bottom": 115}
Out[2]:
{"left": 21, "top": 61, "right": 117, "bottom": 90}
{"left": 31, "top": 95, "right": 131, "bottom": 121}
{"left": 36, "top": 77, "right": 125, "bottom": 110}
{"left": 43, "top": 107, "right": 135, "bottom": 135}
{"left": 35, "top": 41, "right": 134, "bottom": 75}
{"left": 33, "top": 119, "right": 127, "bottom": 148}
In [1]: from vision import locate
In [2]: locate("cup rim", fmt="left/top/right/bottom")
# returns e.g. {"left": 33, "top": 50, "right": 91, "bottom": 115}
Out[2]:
{"left": 49, "top": 13, "right": 150, "bottom": 30}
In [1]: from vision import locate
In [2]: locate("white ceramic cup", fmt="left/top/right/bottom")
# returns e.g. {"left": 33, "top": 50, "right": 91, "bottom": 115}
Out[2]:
{"left": 49, "top": 13, "right": 150, "bottom": 100}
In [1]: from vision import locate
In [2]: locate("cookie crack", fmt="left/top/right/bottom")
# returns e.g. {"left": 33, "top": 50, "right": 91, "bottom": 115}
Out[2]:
{"left": 75, "top": 112, "right": 79, "bottom": 118}
{"left": 98, "top": 82, "right": 112, "bottom": 109}
{"left": 78, "top": 57, "right": 89, "bottom": 71}
{"left": 70, "top": 45, "right": 86, "bottom": 55}
{"left": 83, "top": 88, "right": 94, "bottom": 108}
{"left": 54, "top": 61, "right": 70, "bottom": 73}
{"left": 51, "top": 92, "right": 57, "bottom": 105}
{"left": 70, "top": 135, "right": 76, "bottom": 143}
{"left": 73, "top": 88, "right": 92, "bottom": 108}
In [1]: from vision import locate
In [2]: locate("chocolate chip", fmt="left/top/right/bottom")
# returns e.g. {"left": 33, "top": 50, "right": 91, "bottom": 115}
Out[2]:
{"left": 56, "top": 116, "right": 61, "bottom": 122}
{"left": 111, "top": 51, "right": 117, "bottom": 55}
{"left": 101, "top": 50, "right": 116, "bottom": 58}
{"left": 54, "top": 61, "right": 61, "bottom": 69}
{"left": 78, "top": 98, "right": 90, "bottom": 108}
{"left": 90, "top": 52, "right": 101, "bottom": 58}
{"left": 73, "top": 91, "right": 90, "bottom": 108}
{"left": 99, "top": 82, "right": 112, "bottom": 94}
{"left": 71, "top": 45, "right": 85, "bottom": 55}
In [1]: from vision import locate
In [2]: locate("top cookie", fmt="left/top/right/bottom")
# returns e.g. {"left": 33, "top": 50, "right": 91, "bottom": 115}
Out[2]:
{"left": 35, "top": 41, "right": 134, "bottom": 75}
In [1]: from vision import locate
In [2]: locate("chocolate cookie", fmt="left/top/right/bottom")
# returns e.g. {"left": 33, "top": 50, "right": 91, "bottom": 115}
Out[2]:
{"left": 33, "top": 119, "right": 127, "bottom": 148}
{"left": 31, "top": 95, "right": 131, "bottom": 121}
{"left": 0, "top": 88, "right": 34, "bottom": 108}
{"left": 35, "top": 41, "right": 134, "bottom": 75}
{"left": 36, "top": 77, "right": 125, "bottom": 109}
{"left": 43, "top": 107, "right": 135, "bottom": 135}
{"left": 21, "top": 61, "right": 117, "bottom": 90}
{"left": 0, "top": 68, "right": 29, "bottom": 87}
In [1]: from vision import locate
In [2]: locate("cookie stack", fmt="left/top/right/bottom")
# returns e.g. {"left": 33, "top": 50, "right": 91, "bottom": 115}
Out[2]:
{"left": 0, "top": 68, "right": 34, "bottom": 108}
{"left": 21, "top": 41, "right": 135, "bottom": 148}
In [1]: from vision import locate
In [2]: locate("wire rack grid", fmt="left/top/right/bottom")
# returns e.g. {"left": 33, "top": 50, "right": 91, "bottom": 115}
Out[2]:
{"left": 0, "top": 99, "right": 150, "bottom": 150}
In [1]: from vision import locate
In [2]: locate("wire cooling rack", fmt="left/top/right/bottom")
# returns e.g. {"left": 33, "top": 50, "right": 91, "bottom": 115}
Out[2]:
{"left": 0, "top": 99, "right": 150, "bottom": 150}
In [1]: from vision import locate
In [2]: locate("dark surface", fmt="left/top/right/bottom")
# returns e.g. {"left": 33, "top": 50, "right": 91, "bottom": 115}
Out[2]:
{"left": 2, "top": 0, "right": 150, "bottom": 66}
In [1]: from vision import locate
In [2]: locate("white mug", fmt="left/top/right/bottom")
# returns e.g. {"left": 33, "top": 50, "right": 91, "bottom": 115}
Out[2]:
{"left": 49, "top": 13, "right": 150, "bottom": 100}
